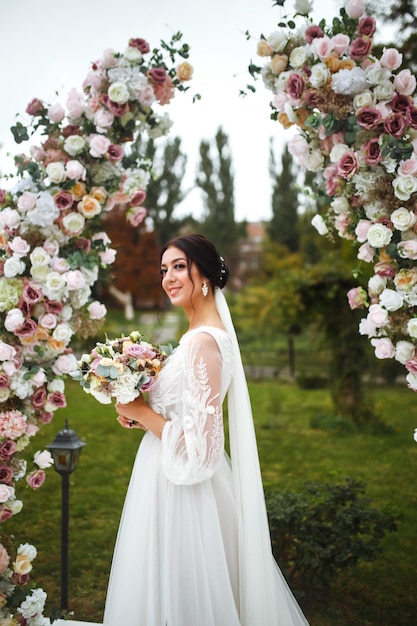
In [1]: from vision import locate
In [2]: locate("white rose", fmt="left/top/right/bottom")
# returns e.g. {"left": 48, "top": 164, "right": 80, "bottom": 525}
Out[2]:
{"left": 365, "top": 65, "right": 391, "bottom": 86}
{"left": 373, "top": 81, "right": 395, "bottom": 102}
{"left": 294, "top": 0, "right": 313, "bottom": 15}
{"left": 368, "top": 274, "right": 386, "bottom": 296}
{"left": 395, "top": 340, "right": 415, "bottom": 364}
{"left": 4, "top": 256, "right": 25, "bottom": 278}
{"left": 64, "top": 135, "right": 86, "bottom": 156}
{"left": 46, "top": 162, "right": 67, "bottom": 184}
{"left": 48, "top": 378, "right": 65, "bottom": 392}
{"left": 407, "top": 318, "right": 417, "bottom": 338}
{"left": 379, "top": 288, "right": 404, "bottom": 311}
{"left": 8, "top": 499, "right": 23, "bottom": 515}
{"left": 406, "top": 372, "right": 417, "bottom": 390}
{"left": 108, "top": 81, "right": 130, "bottom": 104}
{"left": 30, "top": 247, "right": 51, "bottom": 267}
{"left": 266, "top": 30, "right": 288, "bottom": 52}
{"left": 123, "top": 46, "right": 143, "bottom": 63}
{"left": 44, "top": 272, "right": 67, "bottom": 292}
{"left": 62, "top": 212, "right": 85, "bottom": 234}
{"left": 34, "top": 450, "right": 54, "bottom": 470}
{"left": 52, "top": 323, "right": 73, "bottom": 343}
{"left": 17, "top": 543, "right": 37, "bottom": 560}
{"left": 330, "top": 143, "right": 350, "bottom": 163}
{"left": 311, "top": 214, "right": 329, "bottom": 235}
{"left": 310, "top": 63, "right": 330, "bottom": 88}
{"left": 305, "top": 149, "right": 324, "bottom": 172}
{"left": 367, "top": 223, "right": 393, "bottom": 248}
{"left": 331, "top": 196, "right": 350, "bottom": 214}
{"left": 353, "top": 90, "right": 374, "bottom": 110}
{"left": 393, "top": 175, "right": 417, "bottom": 201}
{"left": 30, "top": 265, "right": 50, "bottom": 281}
{"left": 0, "top": 388, "right": 10, "bottom": 402}
{"left": 289, "top": 46, "right": 309, "bottom": 68}
{"left": 391, "top": 207, "right": 417, "bottom": 231}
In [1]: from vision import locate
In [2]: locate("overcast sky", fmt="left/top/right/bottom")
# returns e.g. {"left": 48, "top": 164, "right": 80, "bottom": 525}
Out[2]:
{"left": 0, "top": 0, "right": 390, "bottom": 222}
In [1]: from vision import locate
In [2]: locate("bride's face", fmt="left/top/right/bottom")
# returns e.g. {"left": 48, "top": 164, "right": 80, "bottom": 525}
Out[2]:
{"left": 160, "top": 246, "right": 204, "bottom": 309}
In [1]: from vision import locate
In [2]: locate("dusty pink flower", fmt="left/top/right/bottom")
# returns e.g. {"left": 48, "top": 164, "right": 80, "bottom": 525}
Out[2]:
{"left": 147, "top": 67, "right": 168, "bottom": 85}
{"left": 286, "top": 72, "right": 305, "bottom": 100}
{"left": 347, "top": 287, "right": 368, "bottom": 309}
{"left": 305, "top": 25, "right": 324, "bottom": 44}
{"left": 350, "top": 36, "right": 373, "bottom": 61}
{"left": 107, "top": 143, "right": 123, "bottom": 162}
{"left": 356, "top": 107, "right": 382, "bottom": 129}
{"left": 0, "top": 410, "right": 27, "bottom": 440}
{"left": 384, "top": 113, "right": 407, "bottom": 138}
{"left": 129, "top": 37, "right": 150, "bottom": 53}
{"left": 47, "top": 391, "right": 66, "bottom": 408}
{"left": 0, "top": 465, "right": 14, "bottom": 486}
{"left": 26, "top": 469, "right": 46, "bottom": 490}
{"left": 53, "top": 190, "right": 74, "bottom": 210}
{"left": 337, "top": 151, "right": 359, "bottom": 179}
{"left": 31, "top": 387, "right": 47, "bottom": 409}
{"left": 0, "top": 440, "right": 16, "bottom": 461}
{"left": 362, "top": 137, "right": 382, "bottom": 165}
{"left": 26, "top": 98, "right": 44, "bottom": 116}
{"left": 357, "top": 16, "right": 376, "bottom": 36}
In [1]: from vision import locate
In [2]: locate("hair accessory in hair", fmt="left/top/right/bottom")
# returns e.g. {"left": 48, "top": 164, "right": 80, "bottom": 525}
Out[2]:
{"left": 219, "top": 257, "right": 227, "bottom": 284}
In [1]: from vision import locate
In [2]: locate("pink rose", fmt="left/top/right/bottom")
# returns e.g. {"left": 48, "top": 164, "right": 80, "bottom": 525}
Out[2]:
{"left": 356, "top": 107, "right": 382, "bottom": 129}
{"left": 335, "top": 213, "right": 352, "bottom": 237}
{"left": 288, "top": 135, "right": 309, "bottom": 166}
{"left": 384, "top": 112, "right": 407, "bottom": 138}
{"left": 129, "top": 38, "right": 150, "bottom": 53}
{"left": 0, "top": 208, "right": 20, "bottom": 232}
{"left": 9, "top": 236, "right": 30, "bottom": 257}
{"left": 23, "top": 282, "right": 42, "bottom": 304}
{"left": 138, "top": 85, "right": 156, "bottom": 107}
{"left": 47, "top": 391, "right": 66, "bottom": 408}
{"left": 26, "top": 469, "right": 46, "bottom": 490}
{"left": 17, "top": 191, "right": 36, "bottom": 211}
{"left": 147, "top": 67, "right": 167, "bottom": 85}
{"left": 398, "top": 158, "right": 417, "bottom": 176}
{"left": 0, "top": 484, "right": 14, "bottom": 503}
{"left": 89, "top": 134, "right": 111, "bottom": 158}
{"left": 371, "top": 337, "right": 395, "bottom": 359}
{"left": 99, "top": 249, "right": 117, "bottom": 264}
{"left": 43, "top": 240, "right": 60, "bottom": 256}
{"left": 357, "top": 242, "right": 375, "bottom": 263}
{"left": 305, "top": 25, "right": 324, "bottom": 43}
{"left": 0, "top": 441, "right": 16, "bottom": 461}
{"left": 344, "top": 0, "right": 365, "bottom": 18}
{"left": 0, "top": 374, "right": 9, "bottom": 389}
{"left": 26, "top": 98, "right": 44, "bottom": 116}
{"left": 397, "top": 240, "right": 417, "bottom": 259}
{"left": 124, "top": 343, "right": 156, "bottom": 360}
{"left": 66, "top": 160, "right": 86, "bottom": 180}
{"left": 38, "top": 313, "right": 57, "bottom": 329}
{"left": 286, "top": 72, "right": 305, "bottom": 101}
{"left": 311, "top": 36, "right": 333, "bottom": 60}
{"left": 337, "top": 151, "right": 359, "bottom": 179}
{"left": 32, "top": 369, "right": 46, "bottom": 387}
{"left": 54, "top": 190, "right": 74, "bottom": 210}
{"left": 331, "top": 33, "right": 350, "bottom": 56}
{"left": 0, "top": 342, "right": 16, "bottom": 361}
{"left": 94, "top": 109, "right": 115, "bottom": 130}
{"left": 362, "top": 137, "right": 382, "bottom": 165}
{"left": 64, "top": 269, "right": 86, "bottom": 290}
{"left": 14, "top": 319, "right": 37, "bottom": 338}
{"left": 347, "top": 287, "right": 368, "bottom": 309}
{"left": 130, "top": 190, "right": 147, "bottom": 206}
{"left": 405, "top": 358, "right": 417, "bottom": 375}
{"left": 107, "top": 144, "right": 123, "bottom": 162}
{"left": 48, "top": 103, "right": 65, "bottom": 123}
{"left": 0, "top": 506, "right": 13, "bottom": 522}
{"left": 367, "top": 304, "right": 389, "bottom": 327}
{"left": 406, "top": 106, "right": 417, "bottom": 130}
{"left": 4, "top": 308, "right": 25, "bottom": 333}
{"left": 357, "top": 16, "right": 376, "bottom": 36}
{"left": 87, "top": 301, "right": 107, "bottom": 320}
{"left": 394, "top": 69, "right": 417, "bottom": 96}
{"left": 350, "top": 36, "right": 373, "bottom": 61}
{"left": 355, "top": 219, "right": 372, "bottom": 242}
{"left": 66, "top": 88, "right": 85, "bottom": 119}
{"left": 380, "top": 47, "right": 403, "bottom": 71}
{"left": 52, "top": 353, "right": 78, "bottom": 375}
{"left": 127, "top": 206, "right": 147, "bottom": 227}
{"left": 272, "top": 92, "right": 289, "bottom": 111}
{"left": 51, "top": 257, "right": 70, "bottom": 272}
{"left": 40, "top": 412, "right": 53, "bottom": 425}
{"left": 374, "top": 262, "right": 396, "bottom": 278}
{"left": 0, "top": 465, "right": 14, "bottom": 486}
{"left": 31, "top": 387, "right": 47, "bottom": 409}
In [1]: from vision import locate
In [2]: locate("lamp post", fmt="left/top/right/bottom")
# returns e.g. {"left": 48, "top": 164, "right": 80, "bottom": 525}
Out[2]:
{"left": 47, "top": 419, "right": 86, "bottom": 611}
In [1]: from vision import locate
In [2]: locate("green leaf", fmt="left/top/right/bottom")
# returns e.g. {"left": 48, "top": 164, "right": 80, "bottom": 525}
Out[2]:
{"left": 10, "top": 122, "right": 29, "bottom": 144}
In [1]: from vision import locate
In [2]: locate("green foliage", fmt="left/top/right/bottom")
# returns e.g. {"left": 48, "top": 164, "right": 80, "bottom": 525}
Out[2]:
{"left": 268, "top": 142, "right": 300, "bottom": 251}
{"left": 267, "top": 478, "right": 400, "bottom": 589}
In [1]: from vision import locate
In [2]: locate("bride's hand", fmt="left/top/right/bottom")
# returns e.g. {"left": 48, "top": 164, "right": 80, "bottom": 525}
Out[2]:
{"left": 116, "top": 396, "right": 148, "bottom": 430}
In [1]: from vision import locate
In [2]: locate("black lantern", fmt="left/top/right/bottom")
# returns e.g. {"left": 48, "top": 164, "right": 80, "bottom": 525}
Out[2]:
{"left": 47, "top": 420, "right": 86, "bottom": 611}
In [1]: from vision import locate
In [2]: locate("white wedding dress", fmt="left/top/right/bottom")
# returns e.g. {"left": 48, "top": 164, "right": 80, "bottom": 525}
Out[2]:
{"left": 103, "top": 321, "right": 309, "bottom": 625}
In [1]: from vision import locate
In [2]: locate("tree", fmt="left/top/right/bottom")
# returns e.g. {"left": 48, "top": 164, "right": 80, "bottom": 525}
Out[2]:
{"left": 268, "top": 141, "right": 299, "bottom": 251}
{"left": 369, "top": 0, "right": 417, "bottom": 72}
{"left": 133, "top": 135, "right": 189, "bottom": 245}
{"left": 196, "top": 127, "right": 245, "bottom": 267}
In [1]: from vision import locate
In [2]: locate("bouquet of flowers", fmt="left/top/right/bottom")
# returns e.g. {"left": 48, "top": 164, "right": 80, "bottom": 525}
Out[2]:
{"left": 250, "top": 0, "right": 417, "bottom": 393}
{"left": 71, "top": 330, "right": 169, "bottom": 405}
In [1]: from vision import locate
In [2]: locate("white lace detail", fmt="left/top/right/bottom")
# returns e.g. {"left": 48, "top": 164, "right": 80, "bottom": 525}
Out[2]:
{"left": 149, "top": 327, "right": 233, "bottom": 485}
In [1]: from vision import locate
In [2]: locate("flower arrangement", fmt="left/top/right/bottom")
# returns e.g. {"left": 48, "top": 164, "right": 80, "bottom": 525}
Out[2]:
{"left": 251, "top": 0, "right": 417, "bottom": 395}
{"left": 71, "top": 331, "right": 169, "bottom": 405}
{"left": 0, "top": 31, "right": 194, "bottom": 622}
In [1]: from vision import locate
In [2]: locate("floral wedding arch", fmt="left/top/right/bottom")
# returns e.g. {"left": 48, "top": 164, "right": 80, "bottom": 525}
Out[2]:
{"left": 251, "top": 0, "right": 417, "bottom": 420}
{"left": 0, "top": 33, "right": 193, "bottom": 623}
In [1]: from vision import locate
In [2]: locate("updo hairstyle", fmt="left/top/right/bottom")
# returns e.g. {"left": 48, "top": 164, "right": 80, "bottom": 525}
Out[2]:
{"left": 160, "top": 234, "right": 229, "bottom": 291}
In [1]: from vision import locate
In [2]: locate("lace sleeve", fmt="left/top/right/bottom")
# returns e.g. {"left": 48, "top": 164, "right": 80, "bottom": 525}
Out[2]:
{"left": 160, "top": 332, "right": 225, "bottom": 485}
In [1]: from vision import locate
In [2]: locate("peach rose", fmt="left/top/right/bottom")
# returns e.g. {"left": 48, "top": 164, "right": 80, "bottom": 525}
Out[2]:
{"left": 77, "top": 195, "right": 102, "bottom": 218}
{"left": 176, "top": 62, "right": 193, "bottom": 81}
{"left": 257, "top": 40, "right": 273, "bottom": 57}
{"left": 13, "top": 553, "right": 32, "bottom": 576}
{"left": 270, "top": 54, "right": 288, "bottom": 75}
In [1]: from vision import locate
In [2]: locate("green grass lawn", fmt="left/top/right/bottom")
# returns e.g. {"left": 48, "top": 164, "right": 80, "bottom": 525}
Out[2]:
{"left": 6, "top": 379, "right": 417, "bottom": 625}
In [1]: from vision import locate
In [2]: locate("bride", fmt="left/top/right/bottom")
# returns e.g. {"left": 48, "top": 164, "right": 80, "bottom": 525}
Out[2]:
{"left": 103, "top": 233, "right": 309, "bottom": 625}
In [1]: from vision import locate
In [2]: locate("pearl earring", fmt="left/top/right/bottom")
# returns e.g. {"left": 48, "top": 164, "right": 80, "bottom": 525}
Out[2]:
{"left": 202, "top": 280, "right": 208, "bottom": 297}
